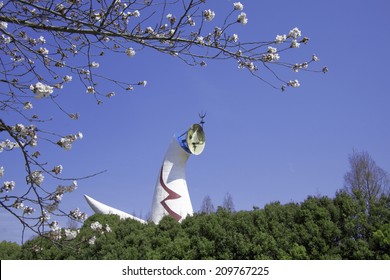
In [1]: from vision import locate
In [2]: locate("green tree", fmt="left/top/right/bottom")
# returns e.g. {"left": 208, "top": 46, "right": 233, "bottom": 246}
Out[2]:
{"left": 334, "top": 191, "right": 373, "bottom": 259}
{"left": 15, "top": 190, "right": 390, "bottom": 260}
{"left": 295, "top": 196, "right": 341, "bottom": 259}
{"left": 372, "top": 223, "right": 390, "bottom": 259}
{"left": 0, "top": 241, "right": 21, "bottom": 259}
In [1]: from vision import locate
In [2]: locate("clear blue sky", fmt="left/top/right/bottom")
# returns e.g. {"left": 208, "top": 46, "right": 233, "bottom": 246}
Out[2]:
{"left": 1, "top": 0, "right": 390, "bottom": 243}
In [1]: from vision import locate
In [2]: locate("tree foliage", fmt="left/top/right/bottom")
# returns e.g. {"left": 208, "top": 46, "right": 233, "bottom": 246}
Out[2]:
{"left": 0, "top": 240, "right": 21, "bottom": 259}
{"left": 0, "top": 0, "right": 326, "bottom": 241}
{"left": 4, "top": 190, "right": 389, "bottom": 260}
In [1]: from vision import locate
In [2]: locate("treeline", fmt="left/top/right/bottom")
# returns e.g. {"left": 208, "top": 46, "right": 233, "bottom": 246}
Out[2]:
{"left": 1, "top": 190, "right": 390, "bottom": 260}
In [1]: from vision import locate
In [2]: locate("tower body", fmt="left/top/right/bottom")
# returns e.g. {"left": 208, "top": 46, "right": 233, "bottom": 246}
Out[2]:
{"left": 151, "top": 136, "right": 193, "bottom": 224}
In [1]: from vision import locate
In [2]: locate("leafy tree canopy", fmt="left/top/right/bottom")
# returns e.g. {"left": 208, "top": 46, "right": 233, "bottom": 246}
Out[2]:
{"left": 4, "top": 190, "right": 389, "bottom": 260}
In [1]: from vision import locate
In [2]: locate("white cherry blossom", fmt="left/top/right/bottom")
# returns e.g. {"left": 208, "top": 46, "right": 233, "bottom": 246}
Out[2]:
{"left": 288, "top": 27, "right": 301, "bottom": 39}
{"left": 30, "top": 82, "right": 54, "bottom": 99}
{"left": 203, "top": 9, "right": 215, "bottom": 21}
{"left": 288, "top": 79, "right": 300, "bottom": 87}
{"left": 126, "top": 47, "right": 136, "bottom": 57}
{"left": 237, "top": 12, "right": 248, "bottom": 25}
{"left": 275, "top": 34, "right": 287, "bottom": 43}
{"left": 233, "top": 2, "right": 244, "bottom": 10}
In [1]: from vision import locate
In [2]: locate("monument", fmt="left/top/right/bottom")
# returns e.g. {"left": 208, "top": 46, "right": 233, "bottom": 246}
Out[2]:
{"left": 84, "top": 119, "right": 206, "bottom": 224}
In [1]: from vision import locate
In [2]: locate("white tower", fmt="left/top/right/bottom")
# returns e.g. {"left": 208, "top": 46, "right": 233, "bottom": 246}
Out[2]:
{"left": 84, "top": 123, "right": 205, "bottom": 224}
{"left": 151, "top": 123, "right": 205, "bottom": 223}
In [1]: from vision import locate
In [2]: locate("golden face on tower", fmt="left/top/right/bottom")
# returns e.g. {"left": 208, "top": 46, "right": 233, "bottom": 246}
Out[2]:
{"left": 186, "top": 124, "right": 206, "bottom": 155}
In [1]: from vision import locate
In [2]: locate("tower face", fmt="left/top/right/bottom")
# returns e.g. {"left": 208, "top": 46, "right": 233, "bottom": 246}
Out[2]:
{"left": 151, "top": 137, "right": 193, "bottom": 224}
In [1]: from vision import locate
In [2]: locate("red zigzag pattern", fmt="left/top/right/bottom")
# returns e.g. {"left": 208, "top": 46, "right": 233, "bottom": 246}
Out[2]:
{"left": 159, "top": 166, "right": 182, "bottom": 222}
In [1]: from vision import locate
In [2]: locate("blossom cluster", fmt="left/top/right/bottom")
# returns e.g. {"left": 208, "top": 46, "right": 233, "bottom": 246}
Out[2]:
{"left": 0, "top": 139, "right": 19, "bottom": 152}
{"left": 26, "top": 171, "right": 44, "bottom": 186}
{"left": 90, "top": 221, "right": 112, "bottom": 233}
{"left": 57, "top": 132, "right": 83, "bottom": 150}
{"left": 237, "top": 12, "right": 248, "bottom": 25}
{"left": 57, "top": 180, "right": 78, "bottom": 193}
{"left": 88, "top": 236, "right": 97, "bottom": 245}
{"left": 0, "top": 21, "right": 8, "bottom": 30}
{"left": 10, "top": 124, "right": 38, "bottom": 147}
{"left": 47, "top": 220, "right": 80, "bottom": 241}
{"left": 234, "top": 25, "right": 324, "bottom": 89}
{"left": 12, "top": 198, "right": 24, "bottom": 209}
{"left": 39, "top": 210, "right": 50, "bottom": 223}
{"left": 203, "top": 9, "right": 215, "bottom": 21}
{"left": 118, "top": 8, "right": 141, "bottom": 25}
{"left": 30, "top": 82, "right": 54, "bottom": 99}
{"left": 261, "top": 46, "right": 280, "bottom": 62}
{"left": 49, "top": 181, "right": 78, "bottom": 204}
{"left": 238, "top": 60, "right": 257, "bottom": 72}
{"left": 274, "top": 27, "right": 309, "bottom": 49}
{"left": 49, "top": 221, "right": 61, "bottom": 240}
{"left": 293, "top": 62, "right": 309, "bottom": 73}
{"left": 5, "top": 195, "right": 35, "bottom": 215}
{"left": 69, "top": 208, "right": 88, "bottom": 222}
{"left": 126, "top": 47, "right": 136, "bottom": 57}
{"left": 52, "top": 165, "right": 63, "bottom": 175}
{"left": 288, "top": 79, "right": 301, "bottom": 88}
{"left": 1, "top": 180, "right": 15, "bottom": 193}
{"left": 88, "top": 221, "right": 112, "bottom": 245}
{"left": 234, "top": 2, "right": 244, "bottom": 10}
{"left": 65, "top": 228, "right": 79, "bottom": 240}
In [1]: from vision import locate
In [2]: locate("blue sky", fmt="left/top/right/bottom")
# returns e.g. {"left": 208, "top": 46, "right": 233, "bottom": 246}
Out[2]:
{"left": 1, "top": 0, "right": 390, "bottom": 243}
